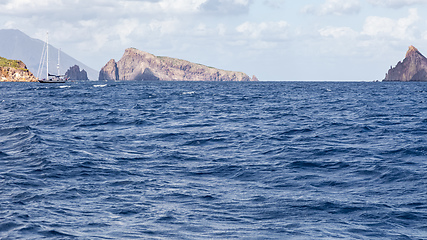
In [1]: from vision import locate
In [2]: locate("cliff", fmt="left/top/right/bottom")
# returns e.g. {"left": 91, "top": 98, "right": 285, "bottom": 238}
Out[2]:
{"left": 383, "top": 46, "right": 427, "bottom": 82}
{"left": 65, "top": 65, "right": 88, "bottom": 80}
{"left": 98, "top": 59, "right": 119, "bottom": 81}
{"left": 99, "top": 48, "right": 256, "bottom": 81}
{"left": 0, "top": 57, "right": 37, "bottom": 82}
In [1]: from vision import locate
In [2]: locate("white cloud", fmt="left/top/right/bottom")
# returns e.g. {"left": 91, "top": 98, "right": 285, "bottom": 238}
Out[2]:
{"left": 0, "top": 0, "right": 209, "bottom": 16}
{"left": 236, "top": 21, "right": 289, "bottom": 40}
{"left": 302, "top": 0, "right": 360, "bottom": 16}
{"left": 234, "top": 21, "right": 290, "bottom": 49}
{"left": 157, "top": 0, "right": 208, "bottom": 13}
{"left": 116, "top": 19, "right": 142, "bottom": 44}
{"left": 217, "top": 24, "right": 227, "bottom": 36}
{"left": 263, "top": 0, "right": 285, "bottom": 9}
{"left": 0, "top": 0, "right": 213, "bottom": 53}
{"left": 0, "top": 0, "right": 65, "bottom": 15}
{"left": 149, "top": 19, "right": 182, "bottom": 35}
{"left": 200, "top": 0, "right": 252, "bottom": 14}
{"left": 362, "top": 8, "right": 420, "bottom": 40}
{"left": 368, "top": 0, "right": 427, "bottom": 8}
{"left": 319, "top": 27, "right": 358, "bottom": 38}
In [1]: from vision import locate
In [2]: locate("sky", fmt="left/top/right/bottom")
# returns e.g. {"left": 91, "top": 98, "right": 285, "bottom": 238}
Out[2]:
{"left": 1, "top": 0, "right": 427, "bottom": 80}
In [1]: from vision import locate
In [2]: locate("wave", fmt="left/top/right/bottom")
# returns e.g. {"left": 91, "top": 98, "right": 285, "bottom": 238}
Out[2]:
{"left": 0, "top": 126, "right": 41, "bottom": 156}
{"left": 2, "top": 81, "right": 427, "bottom": 239}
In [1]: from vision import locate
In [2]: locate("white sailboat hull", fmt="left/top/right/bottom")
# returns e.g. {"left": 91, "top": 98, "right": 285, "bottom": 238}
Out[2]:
{"left": 39, "top": 74, "right": 67, "bottom": 83}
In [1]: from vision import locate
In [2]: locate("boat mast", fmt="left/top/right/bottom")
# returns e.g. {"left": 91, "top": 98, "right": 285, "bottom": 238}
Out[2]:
{"left": 46, "top": 32, "right": 49, "bottom": 80}
{"left": 57, "top": 48, "right": 61, "bottom": 75}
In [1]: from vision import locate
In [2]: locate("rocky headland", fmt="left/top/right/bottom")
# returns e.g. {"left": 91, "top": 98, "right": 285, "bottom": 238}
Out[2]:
{"left": 99, "top": 48, "right": 257, "bottom": 81}
{"left": 0, "top": 57, "right": 37, "bottom": 82}
{"left": 65, "top": 65, "right": 89, "bottom": 80}
{"left": 383, "top": 46, "right": 427, "bottom": 82}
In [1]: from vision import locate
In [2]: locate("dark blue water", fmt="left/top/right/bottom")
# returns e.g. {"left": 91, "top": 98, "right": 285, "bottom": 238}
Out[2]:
{"left": 1, "top": 81, "right": 427, "bottom": 239}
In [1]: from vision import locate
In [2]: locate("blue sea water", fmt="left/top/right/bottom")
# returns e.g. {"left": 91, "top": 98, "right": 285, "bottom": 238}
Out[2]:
{"left": 0, "top": 81, "right": 427, "bottom": 239}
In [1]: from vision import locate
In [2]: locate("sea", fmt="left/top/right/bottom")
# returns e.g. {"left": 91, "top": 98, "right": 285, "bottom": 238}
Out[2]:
{"left": 0, "top": 81, "right": 426, "bottom": 239}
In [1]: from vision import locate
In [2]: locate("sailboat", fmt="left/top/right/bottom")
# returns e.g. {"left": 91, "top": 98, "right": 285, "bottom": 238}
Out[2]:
{"left": 38, "top": 32, "right": 68, "bottom": 83}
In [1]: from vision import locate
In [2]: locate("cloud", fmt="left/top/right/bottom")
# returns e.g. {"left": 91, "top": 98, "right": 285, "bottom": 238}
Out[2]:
{"left": 367, "top": 0, "right": 427, "bottom": 8}
{"left": 200, "top": 0, "right": 252, "bottom": 14}
{"left": 361, "top": 8, "right": 420, "bottom": 40}
{"left": 0, "top": 0, "right": 254, "bottom": 50}
{"left": 149, "top": 19, "right": 182, "bottom": 35}
{"left": 0, "top": 0, "right": 208, "bottom": 16}
{"left": 0, "top": 0, "right": 210, "bottom": 48}
{"left": 0, "top": 0, "right": 66, "bottom": 15}
{"left": 263, "top": 0, "right": 285, "bottom": 9}
{"left": 319, "top": 27, "right": 358, "bottom": 38}
{"left": 236, "top": 21, "right": 290, "bottom": 41}
{"left": 302, "top": 0, "right": 361, "bottom": 16}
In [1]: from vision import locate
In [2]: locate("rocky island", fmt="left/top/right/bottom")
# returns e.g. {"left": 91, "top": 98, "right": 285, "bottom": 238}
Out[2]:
{"left": 99, "top": 48, "right": 257, "bottom": 81}
{"left": 65, "top": 65, "right": 89, "bottom": 80}
{"left": 0, "top": 57, "right": 37, "bottom": 82}
{"left": 383, "top": 46, "right": 427, "bottom": 82}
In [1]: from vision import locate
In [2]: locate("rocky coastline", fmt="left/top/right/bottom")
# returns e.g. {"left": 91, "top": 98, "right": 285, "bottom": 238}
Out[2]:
{"left": 0, "top": 57, "right": 37, "bottom": 82}
{"left": 99, "top": 48, "right": 257, "bottom": 82}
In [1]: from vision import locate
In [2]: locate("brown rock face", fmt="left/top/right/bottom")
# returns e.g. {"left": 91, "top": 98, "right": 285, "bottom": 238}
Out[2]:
{"left": 99, "top": 59, "right": 119, "bottom": 80}
{"left": 65, "top": 65, "right": 88, "bottom": 80}
{"left": 0, "top": 60, "right": 37, "bottom": 82}
{"left": 99, "top": 48, "right": 256, "bottom": 81}
{"left": 251, "top": 75, "right": 259, "bottom": 81}
{"left": 383, "top": 46, "right": 427, "bottom": 82}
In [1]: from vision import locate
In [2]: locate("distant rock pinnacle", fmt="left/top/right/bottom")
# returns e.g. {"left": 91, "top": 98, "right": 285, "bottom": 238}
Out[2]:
{"left": 405, "top": 45, "right": 423, "bottom": 58}
{"left": 383, "top": 46, "right": 427, "bottom": 82}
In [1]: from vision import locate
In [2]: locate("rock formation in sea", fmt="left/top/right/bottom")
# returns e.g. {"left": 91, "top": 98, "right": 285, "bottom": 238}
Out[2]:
{"left": 98, "top": 59, "right": 119, "bottom": 81}
{"left": 65, "top": 65, "right": 88, "bottom": 80}
{"left": 0, "top": 57, "right": 37, "bottom": 82}
{"left": 99, "top": 48, "right": 256, "bottom": 81}
{"left": 383, "top": 46, "right": 427, "bottom": 82}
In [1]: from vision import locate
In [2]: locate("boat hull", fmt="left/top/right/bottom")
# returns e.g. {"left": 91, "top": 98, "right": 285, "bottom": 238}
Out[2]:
{"left": 38, "top": 80, "right": 67, "bottom": 83}
{"left": 38, "top": 74, "right": 68, "bottom": 83}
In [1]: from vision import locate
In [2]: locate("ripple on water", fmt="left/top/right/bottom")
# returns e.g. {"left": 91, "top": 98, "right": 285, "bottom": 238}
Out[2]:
{"left": 1, "top": 81, "right": 427, "bottom": 239}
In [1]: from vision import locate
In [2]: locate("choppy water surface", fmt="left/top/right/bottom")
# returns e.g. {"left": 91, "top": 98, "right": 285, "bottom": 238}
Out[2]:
{"left": 1, "top": 81, "right": 427, "bottom": 239}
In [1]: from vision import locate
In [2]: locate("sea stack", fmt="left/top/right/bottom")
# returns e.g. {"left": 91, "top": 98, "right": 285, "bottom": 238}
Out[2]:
{"left": 65, "top": 65, "right": 89, "bottom": 80}
{"left": 383, "top": 46, "right": 427, "bottom": 82}
{"left": 99, "top": 48, "right": 257, "bottom": 81}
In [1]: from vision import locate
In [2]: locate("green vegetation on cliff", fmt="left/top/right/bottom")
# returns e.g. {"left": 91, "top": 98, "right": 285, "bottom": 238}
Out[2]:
{"left": 0, "top": 57, "right": 37, "bottom": 82}
{"left": 0, "top": 56, "right": 28, "bottom": 71}
{"left": 0, "top": 57, "right": 20, "bottom": 68}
